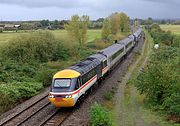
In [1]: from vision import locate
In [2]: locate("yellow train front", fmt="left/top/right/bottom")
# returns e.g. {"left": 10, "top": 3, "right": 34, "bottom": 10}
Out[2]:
{"left": 48, "top": 69, "right": 81, "bottom": 107}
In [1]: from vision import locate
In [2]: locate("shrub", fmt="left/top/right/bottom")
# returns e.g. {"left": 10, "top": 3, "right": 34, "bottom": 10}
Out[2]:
{"left": 2, "top": 31, "right": 57, "bottom": 62}
{"left": 103, "top": 88, "right": 116, "bottom": 100}
{"left": 52, "top": 43, "right": 70, "bottom": 61}
{"left": 172, "top": 35, "right": 180, "bottom": 47}
{"left": 78, "top": 46, "right": 95, "bottom": 58}
{"left": 34, "top": 68, "right": 55, "bottom": 87}
{"left": 94, "top": 39, "right": 107, "bottom": 50}
{"left": 135, "top": 45, "right": 180, "bottom": 115}
{"left": 0, "top": 82, "right": 43, "bottom": 113}
{"left": 90, "top": 103, "right": 112, "bottom": 126}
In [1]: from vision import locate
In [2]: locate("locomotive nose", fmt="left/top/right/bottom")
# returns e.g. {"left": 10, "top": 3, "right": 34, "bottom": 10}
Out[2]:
{"left": 48, "top": 94, "right": 75, "bottom": 107}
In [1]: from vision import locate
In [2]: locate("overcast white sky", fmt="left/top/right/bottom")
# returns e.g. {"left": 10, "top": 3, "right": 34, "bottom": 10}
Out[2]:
{"left": 0, "top": 0, "right": 179, "bottom": 21}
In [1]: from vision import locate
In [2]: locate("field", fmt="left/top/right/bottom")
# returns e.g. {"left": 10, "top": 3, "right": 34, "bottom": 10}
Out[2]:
{"left": 160, "top": 25, "right": 180, "bottom": 35}
{"left": 0, "top": 29, "right": 101, "bottom": 44}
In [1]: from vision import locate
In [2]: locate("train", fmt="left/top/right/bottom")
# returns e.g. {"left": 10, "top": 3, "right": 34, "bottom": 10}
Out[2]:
{"left": 48, "top": 28, "right": 143, "bottom": 107}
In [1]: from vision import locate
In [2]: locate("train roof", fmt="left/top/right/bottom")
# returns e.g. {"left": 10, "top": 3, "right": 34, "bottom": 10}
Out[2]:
{"left": 133, "top": 28, "right": 142, "bottom": 37}
{"left": 118, "top": 35, "right": 134, "bottom": 45}
{"left": 69, "top": 57, "right": 100, "bottom": 76}
{"left": 53, "top": 69, "right": 80, "bottom": 79}
{"left": 89, "top": 53, "right": 106, "bottom": 62}
{"left": 99, "top": 43, "right": 124, "bottom": 57}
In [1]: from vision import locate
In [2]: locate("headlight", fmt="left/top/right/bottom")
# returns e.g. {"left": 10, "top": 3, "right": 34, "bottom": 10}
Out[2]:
{"left": 65, "top": 95, "right": 72, "bottom": 98}
{"left": 48, "top": 94, "right": 55, "bottom": 98}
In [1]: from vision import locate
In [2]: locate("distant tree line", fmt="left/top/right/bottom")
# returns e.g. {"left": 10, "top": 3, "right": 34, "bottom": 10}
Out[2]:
{"left": 135, "top": 17, "right": 180, "bottom": 25}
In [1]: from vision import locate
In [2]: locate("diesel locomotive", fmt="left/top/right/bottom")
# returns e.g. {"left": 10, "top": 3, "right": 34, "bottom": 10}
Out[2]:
{"left": 48, "top": 28, "right": 143, "bottom": 107}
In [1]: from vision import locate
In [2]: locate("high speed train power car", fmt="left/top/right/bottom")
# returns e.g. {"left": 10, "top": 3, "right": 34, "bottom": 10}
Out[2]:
{"left": 48, "top": 28, "right": 143, "bottom": 107}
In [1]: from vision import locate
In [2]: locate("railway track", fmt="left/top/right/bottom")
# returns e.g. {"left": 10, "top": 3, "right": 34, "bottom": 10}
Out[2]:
{"left": 39, "top": 109, "right": 72, "bottom": 126}
{"left": 0, "top": 89, "right": 73, "bottom": 126}
{"left": 0, "top": 93, "right": 49, "bottom": 126}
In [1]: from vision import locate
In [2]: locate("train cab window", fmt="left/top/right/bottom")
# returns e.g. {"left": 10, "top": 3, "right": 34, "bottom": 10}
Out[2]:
{"left": 54, "top": 79, "right": 71, "bottom": 88}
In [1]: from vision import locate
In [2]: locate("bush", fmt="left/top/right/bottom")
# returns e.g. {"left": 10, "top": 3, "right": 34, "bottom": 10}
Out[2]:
{"left": 0, "top": 60, "right": 38, "bottom": 83}
{"left": 34, "top": 68, "right": 55, "bottom": 87}
{"left": 103, "top": 87, "right": 116, "bottom": 100}
{"left": 172, "top": 35, "right": 180, "bottom": 47}
{"left": 90, "top": 103, "right": 112, "bottom": 126}
{"left": 94, "top": 39, "right": 107, "bottom": 50}
{"left": 104, "top": 91, "right": 113, "bottom": 101}
{"left": 2, "top": 31, "right": 58, "bottom": 62}
{"left": 78, "top": 46, "right": 95, "bottom": 58}
{"left": 0, "top": 82, "right": 43, "bottom": 113}
{"left": 135, "top": 45, "right": 180, "bottom": 115}
{"left": 52, "top": 43, "right": 70, "bottom": 61}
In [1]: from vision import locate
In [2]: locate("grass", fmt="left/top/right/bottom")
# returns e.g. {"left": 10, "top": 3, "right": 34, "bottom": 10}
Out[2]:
{"left": 0, "top": 29, "right": 101, "bottom": 44}
{"left": 160, "top": 25, "right": 180, "bottom": 35}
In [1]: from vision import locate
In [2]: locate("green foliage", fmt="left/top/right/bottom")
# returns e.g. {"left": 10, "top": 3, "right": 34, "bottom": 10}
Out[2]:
{"left": 119, "top": 12, "right": 129, "bottom": 32}
{"left": 94, "top": 39, "right": 109, "bottom": 50}
{"left": 34, "top": 67, "right": 56, "bottom": 87}
{"left": 0, "top": 59, "right": 38, "bottom": 83}
{"left": 78, "top": 46, "right": 95, "bottom": 58}
{"left": 104, "top": 91, "right": 114, "bottom": 101}
{"left": 150, "top": 31, "right": 174, "bottom": 45}
{"left": 2, "top": 31, "right": 56, "bottom": 62}
{"left": 101, "top": 19, "right": 111, "bottom": 40}
{"left": 0, "top": 82, "right": 43, "bottom": 113}
{"left": 110, "top": 12, "right": 120, "bottom": 34}
{"left": 90, "top": 103, "right": 112, "bottom": 126}
{"left": 172, "top": 35, "right": 180, "bottom": 47}
{"left": 151, "top": 23, "right": 162, "bottom": 32}
{"left": 65, "top": 15, "right": 89, "bottom": 46}
{"left": 135, "top": 42, "right": 180, "bottom": 116}
{"left": 104, "top": 87, "right": 116, "bottom": 100}
{"left": 1, "top": 31, "right": 71, "bottom": 63}
{"left": 52, "top": 42, "right": 70, "bottom": 61}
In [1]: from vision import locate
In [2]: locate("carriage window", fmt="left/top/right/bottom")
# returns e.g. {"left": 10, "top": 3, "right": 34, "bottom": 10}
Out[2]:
{"left": 82, "top": 69, "right": 96, "bottom": 84}
{"left": 54, "top": 79, "right": 71, "bottom": 88}
{"left": 103, "top": 60, "right": 107, "bottom": 67}
{"left": 111, "top": 48, "right": 124, "bottom": 61}
{"left": 126, "top": 42, "right": 132, "bottom": 48}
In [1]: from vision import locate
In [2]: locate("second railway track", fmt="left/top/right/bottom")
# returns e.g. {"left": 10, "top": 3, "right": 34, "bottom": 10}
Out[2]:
{"left": 0, "top": 88, "right": 73, "bottom": 126}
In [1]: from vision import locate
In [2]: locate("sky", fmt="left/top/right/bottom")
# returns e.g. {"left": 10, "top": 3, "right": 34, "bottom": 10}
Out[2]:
{"left": 0, "top": 0, "right": 179, "bottom": 21}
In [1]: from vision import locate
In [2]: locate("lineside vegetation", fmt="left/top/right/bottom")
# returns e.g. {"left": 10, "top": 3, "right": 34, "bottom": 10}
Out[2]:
{"left": 135, "top": 24, "right": 180, "bottom": 120}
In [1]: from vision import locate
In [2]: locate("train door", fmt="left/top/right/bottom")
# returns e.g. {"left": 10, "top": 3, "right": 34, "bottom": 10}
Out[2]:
{"left": 96, "top": 64, "right": 102, "bottom": 79}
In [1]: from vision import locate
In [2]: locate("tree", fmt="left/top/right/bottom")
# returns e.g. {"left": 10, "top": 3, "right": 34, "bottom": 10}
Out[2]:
{"left": 119, "top": 12, "right": 129, "bottom": 32}
{"left": 101, "top": 18, "right": 111, "bottom": 40}
{"left": 80, "top": 15, "right": 89, "bottom": 45}
{"left": 40, "top": 19, "right": 50, "bottom": 27}
{"left": 134, "top": 18, "right": 139, "bottom": 27}
{"left": 65, "top": 15, "right": 89, "bottom": 46}
{"left": 109, "top": 12, "right": 120, "bottom": 34}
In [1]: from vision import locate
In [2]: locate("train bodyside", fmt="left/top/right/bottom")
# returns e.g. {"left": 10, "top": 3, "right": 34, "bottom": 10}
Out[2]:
{"left": 89, "top": 53, "right": 108, "bottom": 76}
{"left": 100, "top": 44, "right": 126, "bottom": 70}
{"left": 133, "top": 28, "right": 142, "bottom": 42}
{"left": 118, "top": 35, "right": 135, "bottom": 54}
